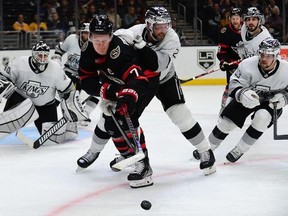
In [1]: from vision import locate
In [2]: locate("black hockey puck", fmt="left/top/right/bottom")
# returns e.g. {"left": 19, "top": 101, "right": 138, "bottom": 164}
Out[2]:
{"left": 141, "top": 200, "right": 152, "bottom": 210}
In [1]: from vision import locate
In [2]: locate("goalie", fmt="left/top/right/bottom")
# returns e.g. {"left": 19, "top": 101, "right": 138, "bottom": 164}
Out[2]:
{"left": 0, "top": 41, "right": 88, "bottom": 145}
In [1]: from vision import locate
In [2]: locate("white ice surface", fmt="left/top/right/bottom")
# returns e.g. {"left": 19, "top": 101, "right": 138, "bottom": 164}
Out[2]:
{"left": 1, "top": 85, "right": 288, "bottom": 216}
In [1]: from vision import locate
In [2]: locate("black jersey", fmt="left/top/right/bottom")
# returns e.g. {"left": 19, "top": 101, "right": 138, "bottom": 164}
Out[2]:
{"left": 217, "top": 23, "right": 242, "bottom": 63}
{"left": 78, "top": 35, "right": 148, "bottom": 98}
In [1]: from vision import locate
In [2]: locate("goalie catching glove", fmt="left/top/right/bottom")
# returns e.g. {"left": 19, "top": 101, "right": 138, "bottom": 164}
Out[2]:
{"left": 61, "top": 90, "right": 88, "bottom": 122}
{"left": 269, "top": 93, "right": 288, "bottom": 109}
{"left": 235, "top": 88, "right": 260, "bottom": 109}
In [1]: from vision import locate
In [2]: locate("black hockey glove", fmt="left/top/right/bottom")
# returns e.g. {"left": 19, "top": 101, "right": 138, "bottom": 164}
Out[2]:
{"left": 219, "top": 61, "right": 238, "bottom": 71}
{"left": 116, "top": 88, "right": 138, "bottom": 116}
{"left": 100, "top": 83, "right": 121, "bottom": 101}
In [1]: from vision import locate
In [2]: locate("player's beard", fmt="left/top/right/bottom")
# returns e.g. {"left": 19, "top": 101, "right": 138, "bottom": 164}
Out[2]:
{"left": 248, "top": 24, "right": 257, "bottom": 33}
{"left": 153, "top": 32, "right": 165, "bottom": 41}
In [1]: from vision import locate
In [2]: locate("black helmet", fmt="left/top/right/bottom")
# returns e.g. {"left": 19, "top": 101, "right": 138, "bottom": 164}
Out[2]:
{"left": 89, "top": 11, "right": 113, "bottom": 35}
{"left": 230, "top": 7, "right": 242, "bottom": 18}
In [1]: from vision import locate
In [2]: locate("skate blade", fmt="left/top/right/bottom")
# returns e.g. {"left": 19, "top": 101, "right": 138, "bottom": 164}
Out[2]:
{"left": 76, "top": 166, "right": 85, "bottom": 172}
{"left": 129, "top": 176, "right": 153, "bottom": 188}
{"left": 203, "top": 165, "right": 216, "bottom": 176}
{"left": 112, "top": 152, "right": 145, "bottom": 171}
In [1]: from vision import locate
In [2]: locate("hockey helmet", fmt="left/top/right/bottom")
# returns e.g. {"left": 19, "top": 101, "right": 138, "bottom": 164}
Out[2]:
{"left": 89, "top": 11, "right": 113, "bottom": 35}
{"left": 258, "top": 38, "right": 280, "bottom": 58}
{"left": 32, "top": 41, "right": 50, "bottom": 70}
{"left": 145, "top": 6, "right": 171, "bottom": 39}
{"left": 79, "top": 23, "right": 90, "bottom": 46}
{"left": 230, "top": 8, "right": 242, "bottom": 18}
{"left": 79, "top": 23, "right": 90, "bottom": 32}
{"left": 243, "top": 7, "right": 263, "bottom": 24}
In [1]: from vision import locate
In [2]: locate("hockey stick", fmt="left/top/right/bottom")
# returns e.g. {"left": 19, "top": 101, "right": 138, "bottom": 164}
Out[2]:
{"left": 273, "top": 103, "right": 288, "bottom": 140}
{"left": 16, "top": 117, "right": 68, "bottom": 149}
{"left": 110, "top": 108, "right": 145, "bottom": 170}
{"left": 179, "top": 60, "right": 241, "bottom": 84}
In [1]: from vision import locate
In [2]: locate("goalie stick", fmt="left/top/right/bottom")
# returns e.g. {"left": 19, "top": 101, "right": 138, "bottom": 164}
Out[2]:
{"left": 16, "top": 117, "right": 68, "bottom": 148}
{"left": 179, "top": 60, "right": 241, "bottom": 84}
{"left": 110, "top": 108, "right": 145, "bottom": 170}
{"left": 16, "top": 94, "right": 95, "bottom": 148}
{"left": 273, "top": 103, "right": 288, "bottom": 140}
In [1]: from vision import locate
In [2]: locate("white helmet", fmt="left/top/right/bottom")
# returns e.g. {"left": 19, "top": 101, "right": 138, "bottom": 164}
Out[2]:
{"left": 145, "top": 6, "right": 171, "bottom": 40}
{"left": 258, "top": 38, "right": 281, "bottom": 59}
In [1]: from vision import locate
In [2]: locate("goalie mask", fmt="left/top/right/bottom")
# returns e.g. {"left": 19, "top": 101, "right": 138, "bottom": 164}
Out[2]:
{"left": 145, "top": 6, "right": 171, "bottom": 41}
{"left": 32, "top": 41, "right": 50, "bottom": 72}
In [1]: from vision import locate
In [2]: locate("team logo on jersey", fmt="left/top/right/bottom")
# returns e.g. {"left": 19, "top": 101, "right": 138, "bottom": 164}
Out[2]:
{"left": 110, "top": 46, "right": 120, "bottom": 59}
{"left": 81, "top": 41, "right": 88, "bottom": 51}
{"left": 67, "top": 54, "right": 80, "bottom": 71}
{"left": 197, "top": 50, "right": 215, "bottom": 70}
{"left": 20, "top": 80, "right": 49, "bottom": 98}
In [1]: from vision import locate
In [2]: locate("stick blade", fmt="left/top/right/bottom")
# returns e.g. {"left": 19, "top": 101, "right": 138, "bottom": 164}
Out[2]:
{"left": 16, "top": 131, "right": 34, "bottom": 148}
{"left": 112, "top": 152, "right": 145, "bottom": 170}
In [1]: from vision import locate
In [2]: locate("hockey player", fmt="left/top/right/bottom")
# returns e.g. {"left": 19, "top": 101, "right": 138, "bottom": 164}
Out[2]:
{"left": 78, "top": 6, "right": 215, "bottom": 175}
{"left": 217, "top": 8, "right": 242, "bottom": 111}
{"left": 52, "top": 23, "right": 99, "bottom": 126}
{"left": 204, "top": 38, "right": 288, "bottom": 163}
{"left": 237, "top": 7, "right": 272, "bottom": 59}
{"left": 0, "top": 41, "right": 87, "bottom": 144}
{"left": 76, "top": 12, "right": 159, "bottom": 188}
{"left": 193, "top": 7, "right": 273, "bottom": 161}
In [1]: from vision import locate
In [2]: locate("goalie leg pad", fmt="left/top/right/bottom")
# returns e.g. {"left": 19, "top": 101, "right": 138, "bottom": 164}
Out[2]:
{"left": 61, "top": 90, "right": 88, "bottom": 122}
{"left": 0, "top": 98, "right": 39, "bottom": 138}
{"left": 42, "top": 122, "right": 67, "bottom": 144}
{"left": 65, "top": 122, "right": 78, "bottom": 141}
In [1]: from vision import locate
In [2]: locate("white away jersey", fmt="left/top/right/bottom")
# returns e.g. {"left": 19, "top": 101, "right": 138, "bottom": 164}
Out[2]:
{"left": 56, "top": 34, "right": 81, "bottom": 74}
{"left": 129, "top": 24, "right": 181, "bottom": 83}
{"left": 237, "top": 25, "right": 272, "bottom": 59}
{"left": 4, "top": 56, "right": 72, "bottom": 106}
{"left": 229, "top": 56, "right": 288, "bottom": 100}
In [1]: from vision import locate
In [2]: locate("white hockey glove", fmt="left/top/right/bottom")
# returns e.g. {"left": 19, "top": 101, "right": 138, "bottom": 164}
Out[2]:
{"left": 99, "top": 99, "right": 116, "bottom": 116}
{"left": 133, "top": 34, "right": 146, "bottom": 49}
{"left": 236, "top": 88, "right": 260, "bottom": 109}
{"left": 114, "top": 29, "right": 135, "bottom": 45}
{"left": 114, "top": 29, "right": 146, "bottom": 49}
{"left": 61, "top": 90, "right": 89, "bottom": 122}
{"left": 0, "top": 80, "right": 16, "bottom": 99}
{"left": 269, "top": 93, "right": 288, "bottom": 109}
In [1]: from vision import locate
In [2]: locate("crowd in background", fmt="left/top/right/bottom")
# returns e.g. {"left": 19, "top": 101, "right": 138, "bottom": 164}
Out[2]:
{"left": 199, "top": 0, "right": 288, "bottom": 44}
{"left": 1, "top": 0, "right": 288, "bottom": 47}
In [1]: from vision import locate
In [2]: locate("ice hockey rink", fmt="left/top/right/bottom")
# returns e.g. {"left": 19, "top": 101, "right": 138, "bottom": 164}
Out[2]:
{"left": 1, "top": 85, "right": 288, "bottom": 216}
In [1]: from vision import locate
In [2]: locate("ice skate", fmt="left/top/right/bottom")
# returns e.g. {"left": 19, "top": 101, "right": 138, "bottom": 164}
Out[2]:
{"left": 226, "top": 146, "right": 244, "bottom": 163}
{"left": 199, "top": 149, "right": 216, "bottom": 175}
{"left": 127, "top": 157, "right": 153, "bottom": 188}
{"left": 76, "top": 150, "right": 99, "bottom": 172}
{"left": 110, "top": 155, "right": 125, "bottom": 172}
